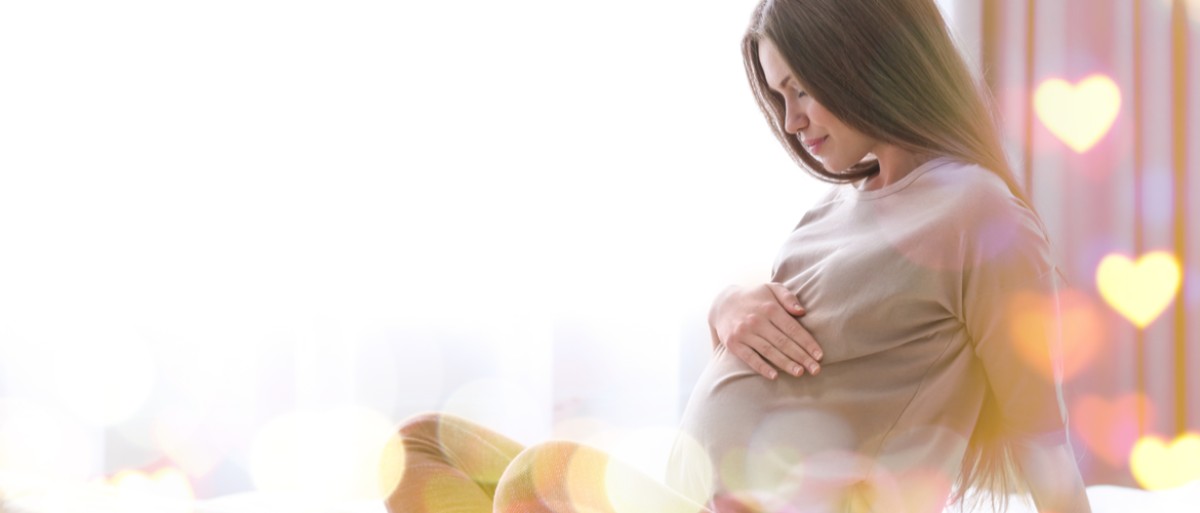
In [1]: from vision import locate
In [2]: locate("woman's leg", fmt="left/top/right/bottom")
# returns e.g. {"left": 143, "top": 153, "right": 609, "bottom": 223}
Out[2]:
{"left": 493, "top": 440, "right": 712, "bottom": 513}
{"left": 385, "top": 412, "right": 525, "bottom": 513}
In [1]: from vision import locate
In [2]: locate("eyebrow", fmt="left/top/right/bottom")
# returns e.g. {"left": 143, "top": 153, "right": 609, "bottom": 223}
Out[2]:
{"left": 770, "top": 75, "right": 799, "bottom": 96}
{"left": 776, "top": 76, "right": 791, "bottom": 92}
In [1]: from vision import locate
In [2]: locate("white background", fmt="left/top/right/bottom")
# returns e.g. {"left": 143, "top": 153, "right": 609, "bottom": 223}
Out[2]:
{"left": 0, "top": 0, "right": 962, "bottom": 500}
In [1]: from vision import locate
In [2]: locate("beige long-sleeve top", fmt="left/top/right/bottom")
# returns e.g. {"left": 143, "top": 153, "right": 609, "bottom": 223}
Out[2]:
{"left": 668, "top": 158, "right": 1068, "bottom": 511}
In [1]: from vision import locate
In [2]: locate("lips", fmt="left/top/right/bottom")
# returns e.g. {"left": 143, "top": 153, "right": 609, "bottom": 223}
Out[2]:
{"left": 803, "top": 135, "right": 828, "bottom": 153}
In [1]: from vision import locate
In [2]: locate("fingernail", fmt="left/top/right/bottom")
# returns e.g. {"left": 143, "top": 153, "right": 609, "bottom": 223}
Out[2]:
{"left": 767, "top": 370, "right": 777, "bottom": 379}
{"left": 810, "top": 364, "right": 820, "bottom": 375}
{"left": 793, "top": 303, "right": 802, "bottom": 310}
{"left": 814, "top": 351, "right": 823, "bottom": 360}
{"left": 792, "top": 365, "right": 802, "bottom": 376}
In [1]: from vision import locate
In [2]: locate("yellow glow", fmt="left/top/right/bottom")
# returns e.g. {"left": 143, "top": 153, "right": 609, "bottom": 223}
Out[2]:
{"left": 1130, "top": 433, "right": 1200, "bottom": 490}
{"left": 1034, "top": 75, "right": 1121, "bottom": 153}
{"left": 110, "top": 467, "right": 194, "bottom": 502}
{"left": 892, "top": 468, "right": 952, "bottom": 513}
{"left": 597, "top": 427, "right": 687, "bottom": 489}
{"left": 1008, "top": 289, "right": 1101, "bottom": 381}
{"left": 515, "top": 442, "right": 593, "bottom": 510}
{"left": 248, "top": 406, "right": 398, "bottom": 499}
{"left": 604, "top": 428, "right": 711, "bottom": 513}
{"left": 1096, "top": 251, "right": 1182, "bottom": 328}
{"left": 605, "top": 456, "right": 707, "bottom": 513}
{"left": 377, "top": 431, "right": 407, "bottom": 500}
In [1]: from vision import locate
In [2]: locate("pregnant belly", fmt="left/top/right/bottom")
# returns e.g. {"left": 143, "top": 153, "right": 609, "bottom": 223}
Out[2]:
{"left": 670, "top": 347, "right": 965, "bottom": 511}
{"left": 671, "top": 348, "right": 871, "bottom": 506}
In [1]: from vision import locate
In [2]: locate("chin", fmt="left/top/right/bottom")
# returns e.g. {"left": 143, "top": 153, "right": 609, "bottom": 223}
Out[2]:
{"left": 820, "top": 160, "right": 851, "bottom": 173}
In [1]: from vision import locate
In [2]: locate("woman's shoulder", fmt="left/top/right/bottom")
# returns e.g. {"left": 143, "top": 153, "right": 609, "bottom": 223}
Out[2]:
{"left": 917, "top": 160, "right": 1032, "bottom": 222}
{"left": 919, "top": 159, "right": 1011, "bottom": 199}
{"left": 919, "top": 161, "right": 1052, "bottom": 269}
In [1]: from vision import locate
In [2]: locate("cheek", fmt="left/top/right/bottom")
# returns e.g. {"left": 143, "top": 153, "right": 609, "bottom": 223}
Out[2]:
{"left": 808, "top": 104, "right": 834, "bottom": 125}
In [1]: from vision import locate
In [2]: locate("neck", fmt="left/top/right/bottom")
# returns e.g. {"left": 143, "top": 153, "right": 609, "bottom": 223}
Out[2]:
{"left": 862, "top": 144, "right": 937, "bottom": 191}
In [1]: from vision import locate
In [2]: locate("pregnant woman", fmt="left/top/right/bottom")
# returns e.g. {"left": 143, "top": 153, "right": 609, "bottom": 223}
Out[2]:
{"left": 385, "top": 0, "right": 1093, "bottom": 511}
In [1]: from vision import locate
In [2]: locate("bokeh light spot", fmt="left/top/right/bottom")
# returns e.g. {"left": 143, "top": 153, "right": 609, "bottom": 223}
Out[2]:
{"left": 1096, "top": 251, "right": 1181, "bottom": 328}
{"left": 109, "top": 467, "right": 194, "bottom": 503}
{"left": 743, "top": 408, "right": 853, "bottom": 492}
{"left": 1008, "top": 288, "right": 1102, "bottom": 381}
{"left": 1130, "top": 433, "right": 1200, "bottom": 490}
{"left": 1034, "top": 75, "right": 1120, "bottom": 153}
{"left": 377, "top": 431, "right": 407, "bottom": 500}
{"left": 1072, "top": 394, "right": 1156, "bottom": 467}
{"left": 248, "top": 406, "right": 398, "bottom": 499}
{"left": 605, "top": 453, "right": 708, "bottom": 513}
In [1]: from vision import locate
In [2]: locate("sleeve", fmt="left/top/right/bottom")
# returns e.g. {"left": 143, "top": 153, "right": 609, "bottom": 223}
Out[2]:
{"left": 960, "top": 194, "right": 1068, "bottom": 444}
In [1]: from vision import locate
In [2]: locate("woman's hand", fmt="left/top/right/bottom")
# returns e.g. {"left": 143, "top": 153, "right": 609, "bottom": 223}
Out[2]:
{"left": 709, "top": 283, "right": 823, "bottom": 379}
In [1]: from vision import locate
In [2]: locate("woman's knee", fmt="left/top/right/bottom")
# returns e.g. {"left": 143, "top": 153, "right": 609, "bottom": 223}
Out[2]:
{"left": 397, "top": 411, "right": 449, "bottom": 438}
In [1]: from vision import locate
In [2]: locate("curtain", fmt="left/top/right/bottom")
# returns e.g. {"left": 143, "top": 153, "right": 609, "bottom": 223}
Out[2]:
{"left": 949, "top": 0, "right": 1199, "bottom": 489}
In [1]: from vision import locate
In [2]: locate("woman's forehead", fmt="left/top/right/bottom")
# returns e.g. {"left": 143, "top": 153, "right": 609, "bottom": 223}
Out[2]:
{"left": 758, "top": 39, "right": 798, "bottom": 91}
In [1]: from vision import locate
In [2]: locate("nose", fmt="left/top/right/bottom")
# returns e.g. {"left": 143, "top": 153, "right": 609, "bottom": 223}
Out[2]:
{"left": 783, "top": 104, "right": 807, "bottom": 135}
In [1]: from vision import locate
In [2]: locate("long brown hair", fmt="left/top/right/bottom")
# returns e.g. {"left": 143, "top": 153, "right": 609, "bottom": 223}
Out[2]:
{"left": 743, "top": 0, "right": 1040, "bottom": 509}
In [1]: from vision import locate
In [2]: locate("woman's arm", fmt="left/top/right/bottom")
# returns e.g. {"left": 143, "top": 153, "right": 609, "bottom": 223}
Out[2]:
{"left": 953, "top": 185, "right": 1094, "bottom": 512}
{"left": 1014, "top": 440, "right": 1092, "bottom": 513}
{"left": 708, "top": 283, "right": 823, "bottom": 379}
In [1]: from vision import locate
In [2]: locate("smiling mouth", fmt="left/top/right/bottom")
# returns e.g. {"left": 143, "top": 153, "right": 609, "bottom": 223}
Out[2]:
{"left": 805, "top": 136, "right": 828, "bottom": 153}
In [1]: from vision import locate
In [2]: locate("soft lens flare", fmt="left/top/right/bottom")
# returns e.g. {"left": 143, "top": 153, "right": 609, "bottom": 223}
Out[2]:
{"left": 1034, "top": 74, "right": 1121, "bottom": 153}
{"left": 1130, "top": 433, "right": 1200, "bottom": 490}
{"left": 248, "top": 406, "right": 398, "bottom": 500}
{"left": 1008, "top": 289, "right": 1101, "bottom": 381}
{"left": 1096, "top": 251, "right": 1182, "bottom": 328}
{"left": 109, "top": 467, "right": 194, "bottom": 502}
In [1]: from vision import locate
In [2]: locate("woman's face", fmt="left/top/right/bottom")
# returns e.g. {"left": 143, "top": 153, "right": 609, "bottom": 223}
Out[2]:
{"left": 757, "top": 38, "right": 879, "bottom": 172}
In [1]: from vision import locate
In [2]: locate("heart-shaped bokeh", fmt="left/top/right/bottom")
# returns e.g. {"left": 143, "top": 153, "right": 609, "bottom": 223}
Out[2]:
{"left": 1071, "top": 394, "right": 1155, "bottom": 467}
{"left": 1034, "top": 75, "right": 1121, "bottom": 153}
{"left": 1130, "top": 433, "right": 1200, "bottom": 490}
{"left": 1096, "top": 251, "right": 1182, "bottom": 328}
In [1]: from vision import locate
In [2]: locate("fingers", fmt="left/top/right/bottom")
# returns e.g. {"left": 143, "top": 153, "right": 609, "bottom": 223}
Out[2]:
{"left": 777, "top": 316, "right": 823, "bottom": 364}
{"left": 762, "top": 284, "right": 823, "bottom": 374}
{"left": 728, "top": 326, "right": 815, "bottom": 379}
{"left": 765, "top": 282, "right": 807, "bottom": 316}
{"left": 767, "top": 302, "right": 823, "bottom": 372}
{"left": 764, "top": 323, "right": 822, "bottom": 376}
{"left": 764, "top": 283, "right": 823, "bottom": 361}
{"left": 715, "top": 283, "right": 826, "bottom": 380}
{"left": 746, "top": 332, "right": 806, "bottom": 378}
{"left": 728, "top": 341, "right": 782, "bottom": 380}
